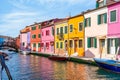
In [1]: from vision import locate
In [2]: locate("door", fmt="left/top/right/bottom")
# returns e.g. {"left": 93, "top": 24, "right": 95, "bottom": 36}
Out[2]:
{"left": 65, "top": 40, "right": 68, "bottom": 51}
{"left": 74, "top": 40, "right": 77, "bottom": 53}
{"left": 36, "top": 43, "right": 38, "bottom": 52}
{"left": 110, "top": 39, "right": 115, "bottom": 54}
{"left": 64, "top": 40, "right": 68, "bottom": 56}
{"left": 99, "top": 39, "right": 105, "bottom": 54}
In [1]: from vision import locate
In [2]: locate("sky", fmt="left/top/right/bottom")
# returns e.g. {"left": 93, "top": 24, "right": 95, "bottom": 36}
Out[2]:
{"left": 0, "top": 0, "right": 96, "bottom": 38}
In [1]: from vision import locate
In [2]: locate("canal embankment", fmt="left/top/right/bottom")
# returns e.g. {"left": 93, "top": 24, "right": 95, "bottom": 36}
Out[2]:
{"left": 30, "top": 52, "right": 98, "bottom": 66}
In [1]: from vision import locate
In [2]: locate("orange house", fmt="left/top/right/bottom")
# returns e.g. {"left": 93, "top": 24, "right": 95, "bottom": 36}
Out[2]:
{"left": 30, "top": 23, "right": 41, "bottom": 52}
{"left": 15, "top": 35, "right": 20, "bottom": 49}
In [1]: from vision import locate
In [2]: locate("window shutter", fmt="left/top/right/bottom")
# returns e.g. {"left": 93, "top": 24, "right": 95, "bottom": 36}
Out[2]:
{"left": 94, "top": 38, "right": 97, "bottom": 48}
{"left": 107, "top": 39, "right": 110, "bottom": 54}
{"left": 98, "top": 15, "right": 101, "bottom": 25}
{"left": 115, "top": 38, "right": 119, "bottom": 53}
{"left": 89, "top": 18, "right": 91, "bottom": 27}
{"left": 87, "top": 38, "right": 91, "bottom": 48}
{"left": 96, "top": 2, "right": 99, "bottom": 8}
{"left": 84, "top": 19, "right": 86, "bottom": 27}
{"left": 104, "top": 13, "right": 107, "bottom": 23}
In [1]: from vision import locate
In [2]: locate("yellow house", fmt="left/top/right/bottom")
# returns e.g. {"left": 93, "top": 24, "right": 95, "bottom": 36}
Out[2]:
{"left": 68, "top": 14, "right": 84, "bottom": 56}
{"left": 54, "top": 18, "right": 68, "bottom": 56}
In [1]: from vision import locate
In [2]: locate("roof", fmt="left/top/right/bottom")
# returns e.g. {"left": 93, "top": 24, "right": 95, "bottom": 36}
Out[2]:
{"left": 107, "top": 0, "right": 120, "bottom": 6}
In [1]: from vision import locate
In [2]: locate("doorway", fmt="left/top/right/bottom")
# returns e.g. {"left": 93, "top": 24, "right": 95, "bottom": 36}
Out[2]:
{"left": 74, "top": 40, "right": 77, "bottom": 53}
{"left": 99, "top": 39, "right": 105, "bottom": 54}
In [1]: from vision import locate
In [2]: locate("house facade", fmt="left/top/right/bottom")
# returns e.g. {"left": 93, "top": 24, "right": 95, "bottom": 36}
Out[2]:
{"left": 68, "top": 14, "right": 84, "bottom": 56}
{"left": 15, "top": 35, "right": 20, "bottom": 49}
{"left": 107, "top": 2, "right": 120, "bottom": 56}
{"left": 84, "top": 1, "right": 108, "bottom": 58}
{"left": 54, "top": 19, "right": 68, "bottom": 56}
{"left": 20, "top": 28, "right": 28, "bottom": 50}
{"left": 30, "top": 23, "right": 41, "bottom": 52}
{"left": 41, "top": 19, "right": 57, "bottom": 54}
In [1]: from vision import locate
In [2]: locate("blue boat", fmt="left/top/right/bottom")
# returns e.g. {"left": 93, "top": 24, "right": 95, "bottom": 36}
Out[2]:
{"left": 94, "top": 58, "right": 120, "bottom": 73}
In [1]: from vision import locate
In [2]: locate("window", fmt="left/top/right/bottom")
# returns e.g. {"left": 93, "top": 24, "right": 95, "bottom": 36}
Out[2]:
{"left": 41, "top": 43, "right": 44, "bottom": 47}
{"left": 87, "top": 37, "right": 97, "bottom": 48}
{"left": 56, "top": 42, "right": 59, "bottom": 48}
{"left": 46, "top": 42, "right": 49, "bottom": 47}
{"left": 38, "top": 43, "right": 40, "bottom": 47}
{"left": 32, "top": 26, "right": 36, "bottom": 30}
{"left": 84, "top": 18, "right": 91, "bottom": 27}
{"left": 38, "top": 34, "right": 41, "bottom": 38}
{"left": 69, "top": 40, "right": 73, "bottom": 48}
{"left": 22, "top": 42, "right": 25, "bottom": 46}
{"left": 60, "top": 42, "right": 63, "bottom": 49}
{"left": 110, "top": 10, "right": 116, "bottom": 22}
{"left": 64, "top": 26, "right": 68, "bottom": 34}
{"left": 39, "top": 25, "right": 41, "bottom": 29}
{"left": 79, "top": 40, "right": 83, "bottom": 48}
{"left": 32, "top": 34, "right": 36, "bottom": 39}
{"left": 57, "top": 28, "right": 59, "bottom": 35}
{"left": 33, "top": 43, "right": 36, "bottom": 48}
{"left": 79, "top": 23, "right": 83, "bottom": 31}
{"left": 60, "top": 27, "right": 63, "bottom": 34}
{"left": 99, "top": 1, "right": 104, "bottom": 7}
{"left": 42, "top": 32, "right": 44, "bottom": 36}
{"left": 46, "top": 30, "right": 50, "bottom": 36}
{"left": 98, "top": 13, "right": 107, "bottom": 24}
{"left": 70, "top": 25, "right": 73, "bottom": 32}
{"left": 52, "top": 27, "right": 54, "bottom": 35}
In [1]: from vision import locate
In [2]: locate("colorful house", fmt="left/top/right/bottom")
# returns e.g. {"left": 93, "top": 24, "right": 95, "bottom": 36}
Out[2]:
{"left": 107, "top": 1, "right": 120, "bottom": 56}
{"left": 41, "top": 19, "right": 58, "bottom": 54}
{"left": 15, "top": 35, "right": 20, "bottom": 49}
{"left": 30, "top": 23, "right": 41, "bottom": 52}
{"left": 84, "top": 0, "right": 108, "bottom": 58}
{"left": 68, "top": 14, "right": 84, "bottom": 57}
{"left": 20, "top": 28, "right": 27, "bottom": 50}
{"left": 54, "top": 18, "right": 68, "bottom": 56}
{"left": 20, "top": 26, "right": 31, "bottom": 51}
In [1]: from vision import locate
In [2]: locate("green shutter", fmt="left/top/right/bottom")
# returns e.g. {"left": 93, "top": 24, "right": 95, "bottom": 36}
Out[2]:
{"left": 104, "top": 13, "right": 107, "bottom": 23}
{"left": 60, "top": 42, "right": 63, "bottom": 49}
{"left": 56, "top": 42, "right": 59, "bottom": 48}
{"left": 98, "top": 15, "right": 101, "bottom": 25}
{"left": 87, "top": 38, "right": 91, "bottom": 48}
{"left": 96, "top": 2, "right": 99, "bottom": 8}
{"left": 94, "top": 38, "right": 97, "bottom": 48}
{"left": 65, "top": 26, "right": 67, "bottom": 34}
{"left": 107, "top": 39, "right": 110, "bottom": 54}
{"left": 52, "top": 27, "right": 54, "bottom": 35}
{"left": 115, "top": 38, "right": 119, "bottom": 54}
{"left": 89, "top": 18, "right": 91, "bottom": 27}
{"left": 84, "top": 19, "right": 86, "bottom": 27}
{"left": 38, "top": 43, "right": 40, "bottom": 47}
{"left": 57, "top": 28, "right": 59, "bottom": 35}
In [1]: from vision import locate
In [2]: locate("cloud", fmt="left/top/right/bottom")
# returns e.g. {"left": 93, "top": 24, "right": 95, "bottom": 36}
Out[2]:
{"left": 0, "top": 0, "right": 96, "bottom": 37}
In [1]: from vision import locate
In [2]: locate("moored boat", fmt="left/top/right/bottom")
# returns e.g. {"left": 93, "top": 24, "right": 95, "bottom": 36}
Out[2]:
{"left": 94, "top": 58, "right": 120, "bottom": 73}
{"left": 48, "top": 55, "right": 68, "bottom": 61}
{"left": 20, "top": 50, "right": 31, "bottom": 55}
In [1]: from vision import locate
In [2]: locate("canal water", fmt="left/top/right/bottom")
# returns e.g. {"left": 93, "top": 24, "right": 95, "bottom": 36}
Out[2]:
{"left": 1, "top": 50, "right": 120, "bottom": 80}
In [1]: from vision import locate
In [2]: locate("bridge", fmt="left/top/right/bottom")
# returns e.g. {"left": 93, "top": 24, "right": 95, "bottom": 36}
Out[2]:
{"left": 0, "top": 41, "right": 19, "bottom": 51}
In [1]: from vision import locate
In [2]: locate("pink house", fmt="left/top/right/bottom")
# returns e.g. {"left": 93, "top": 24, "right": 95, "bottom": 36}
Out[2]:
{"left": 41, "top": 19, "right": 59, "bottom": 54}
{"left": 107, "top": 1, "right": 120, "bottom": 55}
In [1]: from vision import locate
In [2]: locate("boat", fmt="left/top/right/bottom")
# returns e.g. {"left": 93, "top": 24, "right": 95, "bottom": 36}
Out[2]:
{"left": 48, "top": 55, "right": 68, "bottom": 61}
{"left": 20, "top": 50, "right": 31, "bottom": 55}
{"left": 94, "top": 58, "right": 120, "bottom": 73}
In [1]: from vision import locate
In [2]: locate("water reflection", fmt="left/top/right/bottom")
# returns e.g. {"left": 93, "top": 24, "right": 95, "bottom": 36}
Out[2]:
{"left": 1, "top": 51, "right": 120, "bottom": 80}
